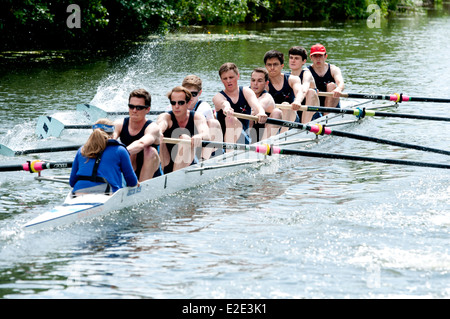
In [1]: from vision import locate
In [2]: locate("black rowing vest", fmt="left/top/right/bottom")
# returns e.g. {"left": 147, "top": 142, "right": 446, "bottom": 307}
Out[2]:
{"left": 216, "top": 86, "right": 251, "bottom": 135}
{"left": 119, "top": 117, "right": 151, "bottom": 179}
{"left": 308, "top": 64, "right": 336, "bottom": 105}
{"left": 163, "top": 110, "right": 197, "bottom": 173}
{"left": 268, "top": 74, "right": 295, "bottom": 104}
{"left": 269, "top": 73, "right": 303, "bottom": 121}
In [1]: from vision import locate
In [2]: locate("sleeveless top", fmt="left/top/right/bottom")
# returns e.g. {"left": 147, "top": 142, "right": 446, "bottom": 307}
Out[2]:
{"left": 119, "top": 117, "right": 157, "bottom": 179}
{"left": 308, "top": 64, "right": 336, "bottom": 106}
{"left": 286, "top": 70, "right": 304, "bottom": 82}
{"left": 269, "top": 73, "right": 302, "bottom": 122}
{"left": 216, "top": 86, "right": 251, "bottom": 135}
{"left": 251, "top": 88, "right": 272, "bottom": 141}
{"left": 119, "top": 117, "right": 151, "bottom": 146}
{"left": 163, "top": 110, "right": 197, "bottom": 173}
{"left": 268, "top": 74, "right": 295, "bottom": 104}
{"left": 308, "top": 64, "right": 335, "bottom": 92}
{"left": 299, "top": 69, "right": 304, "bottom": 83}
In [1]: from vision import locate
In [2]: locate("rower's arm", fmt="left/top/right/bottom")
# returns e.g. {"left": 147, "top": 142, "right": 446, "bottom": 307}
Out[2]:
{"left": 156, "top": 113, "right": 170, "bottom": 133}
{"left": 192, "top": 113, "right": 210, "bottom": 147}
{"left": 256, "top": 93, "right": 275, "bottom": 114}
{"left": 303, "top": 69, "right": 317, "bottom": 90}
{"left": 243, "top": 87, "right": 265, "bottom": 115}
{"left": 127, "top": 122, "right": 161, "bottom": 156}
{"left": 289, "top": 75, "right": 304, "bottom": 105}
{"left": 212, "top": 93, "right": 232, "bottom": 114}
{"left": 112, "top": 118, "right": 123, "bottom": 140}
{"left": 331, "top": 65, "right": 345, "bottom": 93}
{"left": 243, "top": 87, "right": 267, "bottom": 124}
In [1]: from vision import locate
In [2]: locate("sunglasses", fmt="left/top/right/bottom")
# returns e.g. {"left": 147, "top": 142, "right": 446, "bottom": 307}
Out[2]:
{"left": 190, "top": 91, "right": 199, "bottom": 97}
{"left": 170, "top": 100, "right": 186, "bottom": 106}
{"left": 128, "top": 104, "right": 149, "bottom": 110}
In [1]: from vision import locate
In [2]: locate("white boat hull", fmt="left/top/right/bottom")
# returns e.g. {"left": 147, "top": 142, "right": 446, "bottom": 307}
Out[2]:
{"left": 24, "top": 146, "right": 273, "bottom": 230}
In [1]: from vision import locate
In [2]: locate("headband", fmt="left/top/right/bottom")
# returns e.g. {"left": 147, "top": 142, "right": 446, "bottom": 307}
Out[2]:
{"left": 92, "top": 123, "right": 115, "bottom": 133}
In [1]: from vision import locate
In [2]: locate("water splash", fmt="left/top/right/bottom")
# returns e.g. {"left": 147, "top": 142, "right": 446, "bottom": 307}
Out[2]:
{"left": 90, "top": 40, "right": 164, "bottom": 112}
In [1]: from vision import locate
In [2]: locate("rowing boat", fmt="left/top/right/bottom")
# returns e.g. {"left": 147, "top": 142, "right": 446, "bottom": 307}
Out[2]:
{"left": 23, "top": 101, "right": 391, "bottom": 230}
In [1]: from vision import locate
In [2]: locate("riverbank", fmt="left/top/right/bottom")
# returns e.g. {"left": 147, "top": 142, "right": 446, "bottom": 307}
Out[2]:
{"left": 1, "top": 0, "right": 447, "bottom": 51}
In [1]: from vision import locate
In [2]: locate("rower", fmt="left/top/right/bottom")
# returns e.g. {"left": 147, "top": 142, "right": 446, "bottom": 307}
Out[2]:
{"left": 264, "top": 50, "right": 304, "bottom": 131}
{"left": 181, "top": 74, "right": 223, "bottom": 160}
{"left": 288, "top": 46, "right": 321, "bottom": 123}
{"left": 69, "top": 119, "right": 138, "bottom": 196}
{"left": 157, "top": 86, "right": 210, "bottom": 173}
{"left": 212, "top": 62, "right": 267, "bottom": 145}
{"left": 249, "top": 67, "right": 282, "bottom": 141}
{"left": 308, "top": 43, "right": 345, "bottom": 111}
{"left": 113, "top": 89, "right": 162, "bottom": 182}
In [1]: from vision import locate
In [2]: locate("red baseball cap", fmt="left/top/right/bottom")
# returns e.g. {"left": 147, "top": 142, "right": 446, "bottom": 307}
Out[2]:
{"left": 310, "top": 43, "right": 326, "bottom": 55}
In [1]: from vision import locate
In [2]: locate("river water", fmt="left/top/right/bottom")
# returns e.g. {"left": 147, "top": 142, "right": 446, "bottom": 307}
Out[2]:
{"left": 0, "top": 11, "right": 449, "bottom": 300}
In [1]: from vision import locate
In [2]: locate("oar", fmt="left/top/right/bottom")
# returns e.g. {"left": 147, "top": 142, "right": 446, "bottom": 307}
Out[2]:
{"left": 165, "top": 138, "right": 450, "bottom": 169}
{"left": 0, "top": 160, "right": 72, "bottom": 172}
{"left": 0, "top": 143, "right": 81, "bottom": 157}
{"left": 37, "top": 104, "right": 165, "bottom": 138}
{"left": 267, "top": 146, "right": 450, "bottom": 170}
{"left": 76, "top": 103, "right": 164, "bottom": 122}
{"left": 232, "top": 113, "right": 450, "bottom": 156}
{"left": 0, "top": 138, "right": 223, "bottom": 173}
{"left": 36, "top": 116, "right": 92, "bottom": 139}
{"left": 276, "top": 103, "right": 450, "bottom": 122}
{"left": 318, "top": 91, "right": 450, "bottom": 103}
{"left": 0, "top": 138, "right": 191, "bottom": 160}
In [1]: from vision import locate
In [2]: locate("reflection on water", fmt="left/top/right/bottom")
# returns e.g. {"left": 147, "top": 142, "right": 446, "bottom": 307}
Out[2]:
{"left": 0, "top": 15, "right": 450, "bottom": 299}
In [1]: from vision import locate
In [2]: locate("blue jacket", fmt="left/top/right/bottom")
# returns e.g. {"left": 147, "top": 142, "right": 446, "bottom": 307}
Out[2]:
{"left": 69, "top": 140, "right": 138, "bottom": 193}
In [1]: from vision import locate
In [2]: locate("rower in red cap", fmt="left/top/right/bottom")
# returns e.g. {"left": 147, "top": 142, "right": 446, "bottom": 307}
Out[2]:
{"left": 308, "top": 43, "right": 345, "bottom": 109}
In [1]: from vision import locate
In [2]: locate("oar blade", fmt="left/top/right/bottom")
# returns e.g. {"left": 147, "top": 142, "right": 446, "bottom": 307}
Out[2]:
{"left": 35, "top": 116, "right": 66, "bottom": 139}
{"left": 0, "top": 144, "right": 16, "bottom": 157}
{"left": 76, "top": 103, "right": 109, "bottom": 122}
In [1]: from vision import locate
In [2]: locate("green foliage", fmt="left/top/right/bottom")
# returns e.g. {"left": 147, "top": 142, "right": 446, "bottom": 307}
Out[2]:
{"left": 0, "top": 0, "right": 426, "bottom": 50}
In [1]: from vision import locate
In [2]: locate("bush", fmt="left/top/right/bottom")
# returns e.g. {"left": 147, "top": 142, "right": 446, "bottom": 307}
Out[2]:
{"left": 0, "top": 0, "right": 419, "bottom": 50}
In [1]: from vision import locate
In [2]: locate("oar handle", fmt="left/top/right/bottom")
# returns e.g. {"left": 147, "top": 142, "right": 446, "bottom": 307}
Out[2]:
{"left": 162, "top": 137, "right": 191, "bottom": 145}
{"left": 317, "top": 92, "right": 350, "bottom": 98}
{"left": 223, "top": 112, "right": 259, "bottom": 121}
